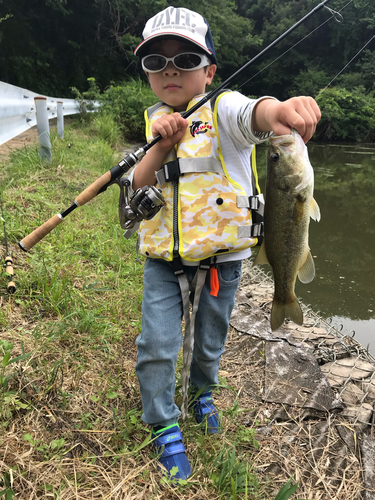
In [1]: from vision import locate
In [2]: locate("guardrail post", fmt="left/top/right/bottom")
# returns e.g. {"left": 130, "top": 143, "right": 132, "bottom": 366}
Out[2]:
{"left": 34, "top": 96, "right": 52, "bottom": 163}
{"left": 57, "top": 101, "right": 64, "bottom": 139}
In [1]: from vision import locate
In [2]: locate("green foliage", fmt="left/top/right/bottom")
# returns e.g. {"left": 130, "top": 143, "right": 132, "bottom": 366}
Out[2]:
{"left": 0, "top": 340, "right": 31, "bottom": 425}
{"left": 0, "top": 0, "right": 374, "bottom": 138}
{"left": 353, "top": 0, "right": 375, "bottom": 29}
{"left": 274, "top": 477, "right": 304, "bottom": 500}
{"left": 0, "top": 14, "right": 12, "bottom": 23}
{"left": 72, "top": 77, "right": 157, "bottom": 142}
{"left": 357, "top": 50, "right": 375, "bottom": 92}
{"left": 0, "top": 471, "right": 15, "bottom": 500}
{"left": 316, "top": 86, "right": 375, "bottom": 142}
{"left": 208, "top": 447, "right": 259, "bottom": 499}
{"left": 290, "top": 68, "right": 328, "bottom": 98}
{"left": 233, "top": 0, "right": 375, "bottom": 100}
{"left": 22, "top": 433, "right": 68, "bottom": 460}
{"left": 89, "top": 113, "right": 122, "bottom": 147}
{"left": 99, "top": 79, "right": 158, "bottom": 141}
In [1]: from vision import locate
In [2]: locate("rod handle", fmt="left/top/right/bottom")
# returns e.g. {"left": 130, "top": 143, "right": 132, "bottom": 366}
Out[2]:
{"left": 19, "top": 214, "right": 63, "bottom": 252}
{"left": 5, "top": 256, "right": 14, "bottom": 276}
{"left": 4, "top": 257, "right": 16, "bottom": 293}
{"left": 75, "top": 170, "right": 112, "bottom": 206}
{"left": 7, "top": 280, "right": 16, "bottom": 294}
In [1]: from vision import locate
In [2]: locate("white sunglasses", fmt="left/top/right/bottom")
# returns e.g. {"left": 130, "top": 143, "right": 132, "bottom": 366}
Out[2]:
{"left": 141, "top": 52, "right": 211, "bottom": 73}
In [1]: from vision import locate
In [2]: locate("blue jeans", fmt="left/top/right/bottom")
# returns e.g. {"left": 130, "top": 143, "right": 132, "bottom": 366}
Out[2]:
{"left": 135, "top": 257, "right": 242, "bottom": 428}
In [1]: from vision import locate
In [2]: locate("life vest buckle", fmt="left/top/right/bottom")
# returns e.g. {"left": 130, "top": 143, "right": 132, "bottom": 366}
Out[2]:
{"left": 251, "top": 223, "right": 264, "bottom": 238}
{"left": 162, "top": 159, "right": 182, "bottom": 182}
{"left": 249, "top": 194, "right": 264, "bottom": 216}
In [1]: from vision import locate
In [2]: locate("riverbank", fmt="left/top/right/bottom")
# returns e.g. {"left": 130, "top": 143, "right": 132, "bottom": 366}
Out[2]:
{"left": 225, "top": 260, "right": 375, "bottom": 499}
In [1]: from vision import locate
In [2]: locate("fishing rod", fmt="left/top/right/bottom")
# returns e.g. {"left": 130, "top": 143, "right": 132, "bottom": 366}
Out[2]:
{"left": 18, "top": 0, "right": 332, "bottom": 252}
{"left": 0, "top": 194, "right": 16, "bottom": 294}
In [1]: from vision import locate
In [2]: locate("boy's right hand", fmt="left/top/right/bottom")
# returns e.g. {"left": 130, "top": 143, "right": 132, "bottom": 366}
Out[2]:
{"left": 152, "top": 112, "right": 189, "bottom": 153}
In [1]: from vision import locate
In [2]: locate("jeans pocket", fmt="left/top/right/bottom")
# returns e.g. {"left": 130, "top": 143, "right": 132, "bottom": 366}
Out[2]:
{"left": 217, "top": 260, "right": 242, "bottom": 285}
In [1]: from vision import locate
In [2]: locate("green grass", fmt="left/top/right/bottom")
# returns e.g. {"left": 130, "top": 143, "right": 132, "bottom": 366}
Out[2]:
{"left": 0, "top": 116, "right": 304, "bottom": 499}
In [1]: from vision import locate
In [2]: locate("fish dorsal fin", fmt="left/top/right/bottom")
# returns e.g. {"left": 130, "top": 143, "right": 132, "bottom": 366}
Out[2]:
{"left": 310, "top": 197, "right": 321, "bottom": 222}
{"left": 298, "top": 250, "right": 315, "bottom": 284}
{"left": 254, "top": 241, "right": 269, "bottom": 266}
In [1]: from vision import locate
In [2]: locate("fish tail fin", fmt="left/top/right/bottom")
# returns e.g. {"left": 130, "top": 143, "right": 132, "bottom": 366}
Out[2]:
{"left": 271, "top": 297, "right": 303, "bottom": 331}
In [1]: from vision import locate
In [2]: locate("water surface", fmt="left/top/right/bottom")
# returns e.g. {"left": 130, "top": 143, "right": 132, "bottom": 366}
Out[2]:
{"left": 256, "top": 142, "right": 375, "bottom": 354}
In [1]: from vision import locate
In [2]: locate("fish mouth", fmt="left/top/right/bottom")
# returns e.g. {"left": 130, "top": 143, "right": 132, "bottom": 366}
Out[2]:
{"left": 270, "top": 134, "right": 295, "bottom": 147}
{"left": 270, "top": 130, "right": 305, "bottom": 156}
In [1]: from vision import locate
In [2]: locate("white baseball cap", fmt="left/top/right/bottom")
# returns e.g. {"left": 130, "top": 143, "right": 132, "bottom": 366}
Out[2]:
{"left": 134, "top": 6, "right": 217, "bottom": 64}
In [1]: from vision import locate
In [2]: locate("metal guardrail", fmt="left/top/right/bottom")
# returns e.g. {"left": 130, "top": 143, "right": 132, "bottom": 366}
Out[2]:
{"left": 0, "top": 81, "right": 99, "bottom": 146}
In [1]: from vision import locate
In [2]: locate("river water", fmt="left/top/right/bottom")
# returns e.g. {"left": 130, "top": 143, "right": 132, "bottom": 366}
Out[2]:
{"left": 255, "top": 142, "right": 375, "bottom": 354}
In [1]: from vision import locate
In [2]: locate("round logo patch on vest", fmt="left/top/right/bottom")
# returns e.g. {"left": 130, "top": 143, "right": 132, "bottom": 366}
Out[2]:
{"left": 190, "top": 120, "right": 213, "bottom": 137}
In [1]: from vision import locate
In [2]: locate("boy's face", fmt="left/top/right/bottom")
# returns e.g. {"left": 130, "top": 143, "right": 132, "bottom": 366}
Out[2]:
{"left": 145, "top": 39, "right": 216, "bottom": 111}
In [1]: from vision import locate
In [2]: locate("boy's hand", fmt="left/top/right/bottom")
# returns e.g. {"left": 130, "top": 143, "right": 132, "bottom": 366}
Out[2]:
{"left": 132, "top": 112, "right": 189, "bottom": 189}
{"left": 254, "top": 96, "right": 321, "bottom": 144}
{"left": 152, "top": 112, "right": 189, "bottom": 152}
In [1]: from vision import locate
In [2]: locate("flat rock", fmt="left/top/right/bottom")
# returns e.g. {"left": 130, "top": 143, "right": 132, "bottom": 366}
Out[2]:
{"left": 341, "top": 403, "right": 373, "bottom": 429}
{"left": 340, "top": 382, "right": 366, "bottom": 406}
{"left": 264, "top": 340, "right": 344, "bottom": 412}
{"left": 321, "top": 357, "right": 375, "bottom": 386}
{"left": 360, "top": 435, "right": 375, "bottom": 499}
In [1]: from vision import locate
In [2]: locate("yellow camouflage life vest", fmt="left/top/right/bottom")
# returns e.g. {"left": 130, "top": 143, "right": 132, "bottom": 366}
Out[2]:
{"left": 137, "top": 92, "right": 262, "bottom": 262}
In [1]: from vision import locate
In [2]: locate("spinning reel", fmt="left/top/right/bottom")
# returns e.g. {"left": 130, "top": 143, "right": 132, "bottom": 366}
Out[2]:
{"left": 117, "top": 178, "right": 166, "bottom": 230}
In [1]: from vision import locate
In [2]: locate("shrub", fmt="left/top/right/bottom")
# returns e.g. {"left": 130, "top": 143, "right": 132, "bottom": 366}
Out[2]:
{"left": 90, "top": 113, "right": 122, "bottom": 147}
{"left": 100, "top": 79, "right": 158, "bottom": 142}
{"left": 316, "top": 86, "right": 375, "bottom": 142}
{"left": 72, "top": 77, "right": 158, "bottom": 143}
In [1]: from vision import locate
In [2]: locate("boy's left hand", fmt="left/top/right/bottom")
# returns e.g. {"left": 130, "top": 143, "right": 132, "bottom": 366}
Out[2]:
{"left": 256, "top": 96, "right": 321, "bottom": 144}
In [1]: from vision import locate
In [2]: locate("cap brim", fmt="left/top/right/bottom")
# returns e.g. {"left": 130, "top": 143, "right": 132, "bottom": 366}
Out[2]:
{"left": 134, "top": 33, "right": 216, "bottom": 63}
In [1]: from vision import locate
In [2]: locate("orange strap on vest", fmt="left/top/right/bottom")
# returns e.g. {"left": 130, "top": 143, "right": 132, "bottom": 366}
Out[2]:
{"left": 210, "top": 264, "right": 219, "bottom": 297}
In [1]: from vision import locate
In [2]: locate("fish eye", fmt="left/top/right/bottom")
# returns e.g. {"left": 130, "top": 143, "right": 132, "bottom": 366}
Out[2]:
{"left": 270, "top": 153, "right": 279, "bottom": 162}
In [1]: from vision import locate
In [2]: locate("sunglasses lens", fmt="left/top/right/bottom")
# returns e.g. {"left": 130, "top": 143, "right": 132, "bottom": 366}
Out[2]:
{"left": 142, "top": 53, "right": 207, "bottom": 72}
{"left": 175, "top": 53, "right": 202, "bottom": 69}
{"left": 143, "top": 55, "right": 166, "bottom": 72}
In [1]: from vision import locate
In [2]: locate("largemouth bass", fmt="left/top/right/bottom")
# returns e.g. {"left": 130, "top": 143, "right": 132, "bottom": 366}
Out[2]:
{"left": 254, "top": 130, "right": 321, "bottom": 331}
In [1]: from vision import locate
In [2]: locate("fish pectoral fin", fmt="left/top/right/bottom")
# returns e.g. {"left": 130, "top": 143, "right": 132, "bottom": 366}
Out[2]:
{"left": 310, "top": 197, "right": 321, "bottom": 222}
{"left": 298, "top": 250, "right": 315, "bottom": 284}
{"left": 254, "top": 241, "right": 269, "bottom": 266}
{"left": 271, "top": 297, "right": 303, "bottom": 331}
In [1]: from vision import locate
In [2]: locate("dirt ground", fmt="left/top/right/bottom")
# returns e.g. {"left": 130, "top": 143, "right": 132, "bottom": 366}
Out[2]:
{"left": 0, "top": 126, "right": 40, "bottom": 162}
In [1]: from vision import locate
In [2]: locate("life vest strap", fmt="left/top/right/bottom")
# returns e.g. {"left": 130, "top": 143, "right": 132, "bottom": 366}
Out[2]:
{"left": 238, "top": 223, "right": 264, "bottom": 238}
{"left": 156, "top": 157, "right": 224, "bottom": 186}
{"left": 237, "top": 193, "right": 265, "bottom": 215}
{"left": 171, "top": 256, "right": 214, "bottom": 420}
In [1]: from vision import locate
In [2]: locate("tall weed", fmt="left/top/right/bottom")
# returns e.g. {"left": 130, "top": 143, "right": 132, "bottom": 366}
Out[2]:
{"left": 72, "top": 77, "right": 157, "bottom": 142}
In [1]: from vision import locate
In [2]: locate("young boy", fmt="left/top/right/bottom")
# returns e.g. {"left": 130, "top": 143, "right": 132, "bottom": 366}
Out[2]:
{"left": 131, "top": 6, "right": 321, "bottom": 481}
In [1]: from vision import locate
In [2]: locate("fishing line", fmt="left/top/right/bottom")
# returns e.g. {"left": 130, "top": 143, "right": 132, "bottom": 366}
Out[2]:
{"left": 0, "top": 193, "right": 16, "bottom": 294}
{"left": 316, "top": 34, "right": 375, "bottom": 97}
{"left": 324, "top": 4, "right": 344, "bottom": 22}
{"left": 234, "top": 0, "right": 353, "bottom": 94}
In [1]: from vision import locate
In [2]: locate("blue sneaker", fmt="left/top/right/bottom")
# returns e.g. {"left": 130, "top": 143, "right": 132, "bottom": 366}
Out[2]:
{"left": 193, "top": 391, "right": 221, "bottom": 434}
{"left": 152, "top": 424, "right": 192, "bottom": 481}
